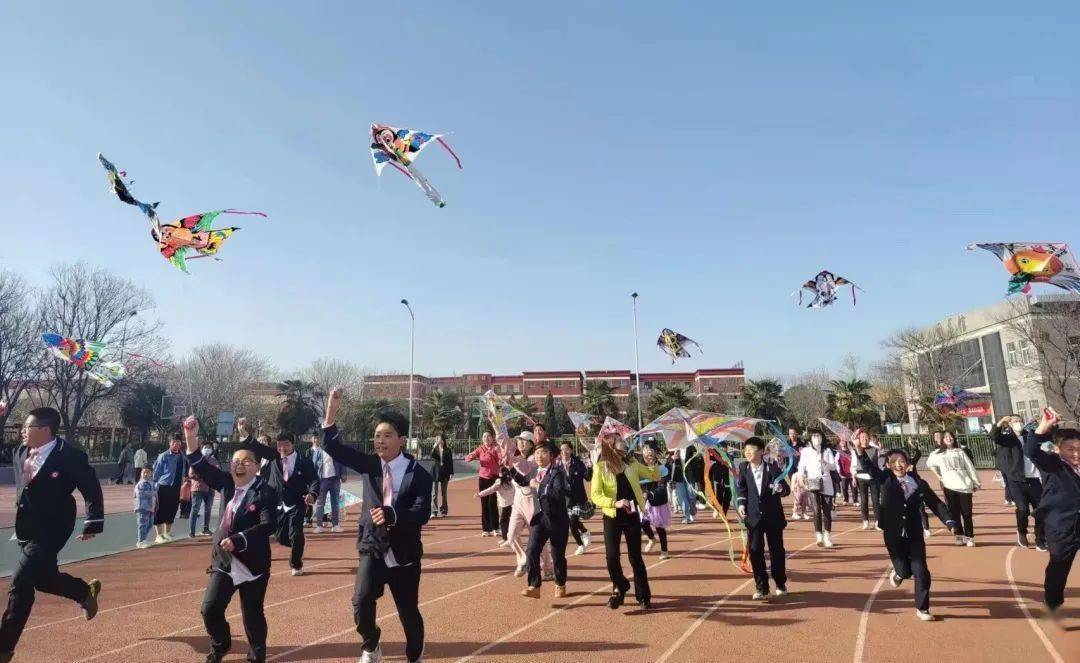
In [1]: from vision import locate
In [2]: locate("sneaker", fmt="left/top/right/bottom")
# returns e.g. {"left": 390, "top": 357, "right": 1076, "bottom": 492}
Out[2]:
{"left": 791, "top": 511, "right": 801, "bottom": 519}
{"left": 774, "top": 586, "right": 788, "bottom": 597}
{"left": 332, "top": 525, "right": 344, "bottom": 533}
{"left": 582, "top": 531, "right": 591, "bottom": 548}
{"left": 204, "top": 652, "right": 224, "bottom": 663}
{"left": 481, "top": 531, "right": 491, "bottom": 537}
{"left": 573, "top": 545, "right": 586, "bottom": 556}
{"left": 688, "top": 514, "right": 696, "bottom": 523}
{"left": 1035, "top": 542, "right": 1048, "bottom": 552}
{"left": 162, "top": 533, "right": 174, "bottom": 541}
{"left": 802, "top": 513, "right": 811, "bottom": 521}
{"left": 889, "top": 571, "right": 903, "bottom": 588}
{"left": 751, "top": 590, "right": 768, "bottom": 601}
{"left": 154, "top": 535, "right": 167, "bottom": 544}
{"left": 645, "top": 540, "right": 655, "bottom": 553}
{"left": 359, "top": 644, "right": 383, "bottom": 663}
{"left": 925, "top": 529, "right": 933, "bottom": 538}
{"left": 136, "top": 541, "right": 150, "bottom": 549}
{"left": 681, "top": 518, "right": 691, "bottom": 525}
{"left": 514, "top": 564, "right": 526, "bottom": 577}
{"left": 915, "top": 610, "right": 934, "bottom": 622}
{"left": 1017, "top": 533, "right": 1031, "bottom": 548}
{"left": 291, "top": 568, "right": 304, "bottom": 577}
{"left": 498, "top": 539, "right": 511, "bottom": 548}
{"left": 954, "top": 535, "right": 964, "bottom": 546}
{"left": 82, "top": 579, "right": 101, "bottom": 620}
{"left": 554, "top": 584, "right": 567, "bottom": 598}
{"left": 862, "top": 520, "right": 870, "bottom": 530}
{"left": 965, "top": 537, "right": 976, "bottom": 547}
{"left": 489, "top": 530, "right": 501, "bottom": 537}
{"left": 659, "top": 551, "right": 670, "bottom": 560}
{"left": 815, "top": 532, "right": 824, "bottom": 547}
{"left": 1005, "top": 500, "right": 1014, "bottom": 506}
{"left": 823, "top": 532, "right": 835, "bottom": 548}
{"left": 201, "top": 530, "right": 212, "bottom": 536}
{"left": 313, "top": 526, "right": 324, "bottom": 534}
{"left": 521, "top": 586, "right": 541, "bottom": 599}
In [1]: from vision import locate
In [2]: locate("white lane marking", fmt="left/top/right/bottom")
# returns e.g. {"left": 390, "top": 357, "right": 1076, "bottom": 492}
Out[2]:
{"left": 1006, "top": 546, "right": 1065, "bottom": 663}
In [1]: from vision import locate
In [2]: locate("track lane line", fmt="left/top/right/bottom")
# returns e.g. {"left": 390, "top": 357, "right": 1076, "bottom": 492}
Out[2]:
{"left": 1006, "top": 546, "right": 1066, "bottom": 663}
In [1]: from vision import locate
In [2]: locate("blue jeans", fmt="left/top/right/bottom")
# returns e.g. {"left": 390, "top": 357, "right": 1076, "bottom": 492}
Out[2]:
{"left": 675, "top": 481, "right": 696, "bottom": 519}
{"left": 137, "top": 509, "right": 154, "bottom": 543}
{"left": 189, "top": 491, "right": 214, "bottom": 536}
{"left": 315, "top": 477, "right": 341, "bottom": 526}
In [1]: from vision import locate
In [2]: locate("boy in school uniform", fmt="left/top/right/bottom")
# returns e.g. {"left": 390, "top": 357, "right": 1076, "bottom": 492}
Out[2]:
{"left": 134, "top": 467, "right": 158, "bottom": 548}
{"left": 736, "top": 437, "right": 791, "bottom": 600}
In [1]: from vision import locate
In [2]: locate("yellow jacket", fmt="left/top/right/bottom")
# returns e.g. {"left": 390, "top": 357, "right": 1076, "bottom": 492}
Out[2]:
{"left": 590, "top": 458, "right": 660, "bottom": 518}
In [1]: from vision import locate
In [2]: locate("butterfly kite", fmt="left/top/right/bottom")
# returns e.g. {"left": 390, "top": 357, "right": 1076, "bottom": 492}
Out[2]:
{"left": 933, "top": 384, "right": 979, "bottom": 413}
{"left": 656, "top": 328, "right": 702, "bottom": 363}
{"left": 797, "top": 270, "right": 861, "bottom": 308}
{"left": 42, "top": 333, "right": 126, "bottom": 388}
{"left": 567, "top": 411, "right": 596, "bottom": 434}
{"left": 968, "top": 242, "right": 1080, "bottom": 295}
{"left": 370, "top": 124, "right": 462, "bottom": 208}
{"left": 482, "top": 389, "right": 536, "bottom": 439}
{"left": 98, "top": 153, "right": 267, "bottom": 273}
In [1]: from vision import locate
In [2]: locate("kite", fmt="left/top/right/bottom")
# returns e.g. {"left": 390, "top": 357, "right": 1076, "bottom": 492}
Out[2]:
{"left": 567, "top": 411, "right": 597, "bottom": 436}
{"left": 42, "top": 333, "right": 126, "bottom": 387}
{"left": 796, "top": 270, "right": 861, "bottom": 308}
{"left": 482, "top": 390, "right": 536, "bottom": 439}
{"left": 97, "top": 153, "right": 160, "bottom": 221}
{"left": 656, "top": 328, "right": 702, "bottom": 364}
{"left": 818, "top": 417, "right": 855, "bottom": 444}
{"left": 153, "top": 209, "right": 267, "bottom": 273}
{"left": 595, "top": 416, "right": 636, "bottom": 446}
{"left": 968, "top": 242, "right": 1080, "bottom": 295}
{"left": 370, "top": 123, "right": 462, "bottom": 208}
{"left": 933, "top": 384, "right": 979, "bottom": 412}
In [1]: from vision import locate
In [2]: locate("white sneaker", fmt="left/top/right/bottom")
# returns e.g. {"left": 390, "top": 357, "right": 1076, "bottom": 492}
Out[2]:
{"left": 481, "top": 531, "right": 491, "bottom": 537}
{"left": 751, "top": 590, "right": 768, "bottom": 601}
{"left": 965, "top": 537, "right": 976, "bottom": 547}
{"left": 875, "top": 522, "right": 882, "bottom": 531}
{"left": 162, "top": 533, "right": 174, "bottom": 541}
{"left": 514, "top": 564, "right": 526, "bottom": 577}
{"left": 916, "top": 610, "right": 934, "bottom": 622}
{"left": 498, "top": 539, "right": 511, "bottom": 548}
{"left": 332, "top": 525, "right": 344, "bottom": 533}
{"left": 582, "top": 531, "right": 591, "bottom": 548}
{"left": 154, "top": 535, "right": 167, "bottom": 544}
{"left": 136, "top": 541, "right": 150, "bottom": 549}
{"left": 954, "top": 535, "right": 964, "bottom": 546}
{"left": 774, "top": 587, "right": 788, "bottom": 597}
{"left": 489, "top": 530, "right": 501, "bottom": 537}
{"left": 645, "top": 540, "right": 655, "bottom": 553}
{"left": 802, "top": 514, "right": 811, "bottom": 521}
{"left": 712, "top": 511, "right": 719, "bottom": 519}
{"left": 823, "top": 532, "right": 835, "bottom": 548}
{"left": 573, "top": 545, "right": 586, "bottom": 556}
{"left": 815, "top": 532, "right": 824, "bottom": 547}
{"left": 291, "top": 568, "right": 304, "bottom": 577}
{"left": 889, "top": 571, "right": 903, "bottom": 588}
{"left": 313, "top": 526, "right": 324, "bottom": 534}
{"left": 791, "top": 511, "right": 801, "bottom": 519}
{"left": 688, "top": 514, "right": 696, "bottom": 523}
{"left": 659, "top": 551, "right": 670, "bottom": 560}
{"left": 359, "top": 644, "right": 383, "bottom": 663}
{"left": 862, "top": 520, "right": 870, "bottom": 530}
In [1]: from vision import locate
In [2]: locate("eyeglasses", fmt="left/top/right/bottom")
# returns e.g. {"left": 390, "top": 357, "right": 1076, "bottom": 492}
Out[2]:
{"left": 230, "top": 459, "right": 256, "bottom": 467}
{"left": 21, "top": 424, "right": 48, "bottom": 431}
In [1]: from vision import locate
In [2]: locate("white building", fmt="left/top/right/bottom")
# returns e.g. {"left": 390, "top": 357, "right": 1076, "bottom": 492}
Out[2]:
{"left": 900, "top": 294, "right": 1080, "bottom": 432}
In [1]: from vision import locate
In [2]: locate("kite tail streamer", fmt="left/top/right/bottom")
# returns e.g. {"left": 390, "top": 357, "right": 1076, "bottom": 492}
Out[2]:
{"left": 703, "top": 451, "right": 741, "bottom": 571}
{"left": 222, "top": 209, "right": 268, "bottom": 218}
{"left": 388, "top": 160, "right": 414, "bottom": 180}
{"left": 126, "top": 352, "right": 166, "bottom": 368}
{"left": 436, "top": 137, "right": 463, "bottom": 169}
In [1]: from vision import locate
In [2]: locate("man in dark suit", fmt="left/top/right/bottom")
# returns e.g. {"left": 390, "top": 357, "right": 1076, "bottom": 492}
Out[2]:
{"left": 428, "top": 435, "right": 454, "bottom": 517}
{"left": 517, "top": 443, "right": 571, "bottom": 599}
{"left": 736, "top": 436, "right": 791, "bottom": 600}
{"left": 0, "top": 404, "right": 104, "bottom": 662}
{"left": 183, "top": 416, "right": 278, "bottom": 663}
{"left": 1024, "top": 409, "right": 1080, "bottom": 620}
{"left": 321, "top": 386, "right": 432, "bottom": 663}
{"left": 856, "top": 446, "right": 955, "bottom": 621}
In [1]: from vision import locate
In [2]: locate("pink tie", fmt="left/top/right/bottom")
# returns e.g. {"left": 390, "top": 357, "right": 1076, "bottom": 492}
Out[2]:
{"left": 221, "top": 490, "right": 243, "bottom": 534}
{"left": 382, "top": 463, "right": 394, "bottom": 508}
{"left": 22, "top": 449, "right": 39, "bottom": 485}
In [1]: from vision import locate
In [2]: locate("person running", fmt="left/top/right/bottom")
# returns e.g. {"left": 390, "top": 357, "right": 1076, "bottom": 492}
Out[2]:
{"left": 926, "top": 431, "right": 981, "bottom": 546}
{"left": 737, "top": 436, "right": 791, "bottom": 600}
{"left": 855, "top": 445, "right": 956, "bottom": 621}
{"left": 640, "top": 445, "right": 672, "bottom": 560}
{"left": 797, "top": 429, "right": 838, "bottom": 548}
{"left": 992, "top": 415, "right": 1046, "bottom": 550}
{"left": 1024, "top": 408, "right": 1080, "bottom": 623}
{"left": 591, "top": 427, "right": 659, "bottom": 610}
{"left": 464, "top": 431, "right": 502, "bottom": 536}
{"left": 517, "top": 442, "right": 571, "bottom": 599}
{"left": 854, "top": 429, "right": 881, "bottom": 530}
{"left": 557, "top": 441, "right": 593, "bottom": 555}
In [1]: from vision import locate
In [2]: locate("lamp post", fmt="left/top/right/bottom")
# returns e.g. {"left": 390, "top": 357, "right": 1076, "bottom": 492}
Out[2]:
{"left": 401, "top": 299, "right": 415, "bottom": 443}
{"left": 632, "top": 292, "right": 643, "bottom": 429}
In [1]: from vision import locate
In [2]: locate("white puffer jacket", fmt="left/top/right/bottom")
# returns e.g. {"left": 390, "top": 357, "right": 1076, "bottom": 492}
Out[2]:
{"left": 926, "top": 448, "right": 981, "bottom": 493}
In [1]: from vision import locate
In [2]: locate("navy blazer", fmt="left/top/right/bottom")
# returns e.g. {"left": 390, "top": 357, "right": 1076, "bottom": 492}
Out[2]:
{"left": 320, "top": 424, "right": 432, "bottom": 565}
{"left": 13, "top": 439, "right": 104, "bottom": 549}
{"left": 856, "top": 450, "right": 952, "bottom": 541}
{"left": 1025, "top": 430, "right": 1080, "bottom": 544}
{"left": 515, "top": 464, "right": 570, "bottom": 528}
{"left": 239, "top": 439, "right": 320, "bottom": 508}
{"left": 735, "top": 460, "right": 790, "bottom": 530}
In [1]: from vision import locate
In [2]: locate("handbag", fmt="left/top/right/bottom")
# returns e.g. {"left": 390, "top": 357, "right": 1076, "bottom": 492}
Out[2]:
{"left": 570, "top": 502, "right": 596, "bottom": 520}
{"left": 805, "top": 475, "right": 823, "bottom": 493}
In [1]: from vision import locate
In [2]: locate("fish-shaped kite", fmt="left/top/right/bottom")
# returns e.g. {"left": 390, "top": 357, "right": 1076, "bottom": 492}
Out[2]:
{"left": 98, "top": 153, "right": 159, "bottom": 221}
{"left": 42, "top": 333, "right": 126, "bottom": 388}
{"left": 968, "top": 242, "right": 1080, "bottom": 295}
{"left": 153, "top": 209, "right": 266, "bottom": 273}
{"left": 797, "top": 270, "right": 861, "bottom": 308}
{"left": 657, "top": 328, "right": 702, "bottom": 363}
{"left": 933, "top": 385, "right": 979, "bottom": 413}
{"left": 370, "top": 123, "right": 462, "bottom": 208}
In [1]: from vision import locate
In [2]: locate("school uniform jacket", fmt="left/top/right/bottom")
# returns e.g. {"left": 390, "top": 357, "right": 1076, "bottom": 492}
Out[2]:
{"left": 856, "top": 450, "right": 952, "bottom": 541}
{"left": 13, "top": 439, "right": 104, "bottom": 549}
{"left": 513, "top": 464, "right": 570, "bottom": 528}
{"left": 1024, "top": 431, "right": 1080, "bottom": 544}
{"left": 187, "top": 450, "right": 278, "bottom": 576}
{"left": 239, "top": 439, "right": 319, "bottom": 508}
{"left": 558, "top": 455, "right": 592, "bottom": 506}
{"left": 320, "top": 424, "right": 433, "bottom": 565}
{"left": 735, "top": 460, "right": 790, "bottom": 530}
{"left": 429, "top": 445, "right": 455, "bottom": 482}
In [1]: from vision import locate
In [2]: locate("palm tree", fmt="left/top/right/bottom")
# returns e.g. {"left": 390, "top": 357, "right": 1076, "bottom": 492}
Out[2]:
{"left": 739, "top": 379, "right": 787, "bottom": 422}
{"left": 506, "top": 395, "right": 539, "bottom": 436}
{"left": 645, "top": 383, "right": 693, "bottom": 421}
{"left": 826, "top": 378, "right": 878, "bottom": 429}
{"left": 275, "top": 379, "right": 321, "bottom": 436}
{"left": 421, "top": 389, "right": 466, "bottom": 438}
{"left": 581, "top": 381, "right": 620, "bottom": 419}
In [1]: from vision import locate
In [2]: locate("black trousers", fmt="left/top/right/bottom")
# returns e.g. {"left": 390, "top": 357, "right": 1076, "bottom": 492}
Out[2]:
{"left": 602, "top": 513, "right": 651, "bottom": 602}
{"left": 0, "top": 541, "right": 90, "bottom": 652}
{"left": 841, "top": 477, "right": 856, "bottom": 503}
{"left": 943, "top": 488, "right": 975, "bottom": 538}
{"left": 155, "top": 484, "right": 181, "bottom": 525}
{"left": 353, "top": 554, "right": 424, "bottom": 662}
{"left": 432, "top": 478, "right": 450, "bottom": 515}
{"left": 641, "top": 521, "right": 668, "bottom": 552}
{"left": 477, "top": 477, "right": 499, "bottom": 531}
{"left": 527, "top": 518, "right": 569, "bottom": 587}
{"left": 112, "top": 461, "right": 130, "bottom": 484}
{"left": 1008, "top": 478, "right": 1045, "bottom": 545}
{"left": 201, "top": 571, "right": 268, "bottom": 662}
{"left": 569, "top": 514, "right": 588, "bottom": 546}
{"left": 1045, "top": 524, "right": 1079, "bottom": 610}
{"left": 885, "top": 533, "right": 931, "bottom": 612}
{"left": 811, "top": 492, "right": 834, "bottom": 532}
{"left": 857, "top": 479, "right": 881, "bottom": 523}
{"left": 747, "top": 522, "right": 786, "bottom": 592}
{"left": 276, "top": 504, "right": 306, "bottom": 570}
{"left": 499, "top": 506, "right": 512, "bottom": 540}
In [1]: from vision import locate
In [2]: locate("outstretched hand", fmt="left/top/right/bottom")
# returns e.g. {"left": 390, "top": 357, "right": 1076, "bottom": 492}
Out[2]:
{"left": 1036, "top": 407, "right": 1061, "bottom": 435}
{"left": 182, "top": 416, "right": 200, "bottom": 453}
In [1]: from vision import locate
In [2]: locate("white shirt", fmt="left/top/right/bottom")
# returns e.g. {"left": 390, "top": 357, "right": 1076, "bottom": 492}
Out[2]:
{"left": 381, "top": 452, "right": 411, "bottom": 568}
{"left": 319, "top": 449, "right": 338, "bottom": 478}
{"left": 282, "top": 452, "right": 297, "bottom": 481}
{"left": 26, "top": 439, "right": 58, "bottom": 480}
{"left": 898, "top": 474, "right": 917, "bottom": 500}
{"left": 1024, "top": 456, "right": 1041, "bottom": 480}
{"left": 750, "top": 461, "right": 765, "bottom": 495}
{"left": 224, "top": 476, "right": 261, "bottom": 585}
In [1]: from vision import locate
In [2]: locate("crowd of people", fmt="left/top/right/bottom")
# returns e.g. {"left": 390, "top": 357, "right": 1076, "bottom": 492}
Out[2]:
{"left": 0, "top": 396, "right": 1077, "bottom": 663}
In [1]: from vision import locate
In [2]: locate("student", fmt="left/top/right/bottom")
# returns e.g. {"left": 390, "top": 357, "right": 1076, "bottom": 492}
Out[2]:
{"left": 926, "top": 431, "right": 981, "bottom": 546}
{"left": 476, "top": 467, "right": 515, "bottom": 545}
{"left": 1024, "top": 409, "right": 1080, "bottom": 622}
{"left": 320, "top": 387, "right": 433, "bottom": 663}
{"left": 992, "top": 415, "right": 1047, "bottom": 549}
{"left": 640, "top": 445, "right": 672, "bottom": 560}
{"left": 0, "top": 404, "right": 104, "bottom": 663}
{"left": 557, "top": 441, "right": 593, "bottom": 555}
{"left": 707, "top": 447, "right": 731, "bottom": 515}
{"left": 464, "top": 431, "right": 502, "bottom": 536}
{"left": 855, "top": 446, "right": 956, "bottom": 621}
{"left": 311, "top": 432, "right": 347, "bottom": 532}
{"left": 188, "top": 441, "right": 219, "bottom": 538}
{"left": 272, "top": 432, "right": 320, "bottom": 576}
{"left": 797, "top": 429, "right": 838, "bottom": 548}
{"left": 183, "top": 416, "right": 278, "bottom": 663}
{"left": 853, "top": 430, "right": 881, "bottom": 530}
{"left": 429, "top": 434, "right": 454, "bottom": 517}
{"left": 517, "top": 443, "right": 571, "bottom": 599}
{"left": 151, "top": 432, "right": 189, "bottom": 543}
{"left": 736, "top": 436, "right": 791, "bottom": 599}
{"left": 590, "top": 428, "right": 659, "bottom": 610}
{"left": 134, "top": 467, "right": 158, "bottom": 548}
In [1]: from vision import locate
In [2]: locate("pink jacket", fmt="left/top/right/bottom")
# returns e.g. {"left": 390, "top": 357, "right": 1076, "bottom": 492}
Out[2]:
{"left": 465, "top": 443, "right": 502, "bottom": 479}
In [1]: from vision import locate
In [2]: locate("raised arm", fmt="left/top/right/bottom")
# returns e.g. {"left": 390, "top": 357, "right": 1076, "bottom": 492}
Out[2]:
{"left": 182, "top": 416, "right": 232, "bottom": 492}
{"left": 320, "top": 386, "right": 377, "bottom": 473}
{"left": 855, "top": 448, "right": 886, "bottom": 482}
{"left": 1025, "top": 409, "right": 1062, "bottom": 473}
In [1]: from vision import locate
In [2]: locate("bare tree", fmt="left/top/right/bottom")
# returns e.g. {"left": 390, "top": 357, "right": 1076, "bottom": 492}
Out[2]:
{"left": 882, "top": 320, "right": 972, "bottom": 430}
{"left": 299, "top": 357, "right": 370, "bottom": 414}
{"left": 31, "top": 263, "right": 161, "bottom": 443}
{"left": 168, "top": 342, "right": 272, "bottom": 419}
{"left": 0, "top": 270, "right": 43, "bottom": 428}
{"left": 870, "top": 358, "right": 908, "bottom": 425}
{"left": 782, "top": 369, "right": 831, "bottom": 429}
{"left": 1002, "top": 297, "right": 1080, "bottom": 423}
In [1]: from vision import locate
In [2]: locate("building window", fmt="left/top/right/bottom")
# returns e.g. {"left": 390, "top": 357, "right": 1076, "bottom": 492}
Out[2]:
{"left": 1018, "top": 339, "right": 1034, "bottom": 365}
{"left": 1015, "top": 401, "right": 1028, "bottom": 422}
{"left": 1029, "top": 399, "right": 1040, "bottom": 416}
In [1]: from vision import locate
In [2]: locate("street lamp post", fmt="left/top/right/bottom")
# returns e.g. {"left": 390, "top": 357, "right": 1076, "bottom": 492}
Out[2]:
{"left": 401, "top": 299, "right": 415, "bottom": 443}
{"left": 632, "top": 292, "right": 643, "bottom": 429}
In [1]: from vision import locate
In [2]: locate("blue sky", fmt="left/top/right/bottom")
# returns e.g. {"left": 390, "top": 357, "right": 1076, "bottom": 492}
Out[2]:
{"left": 1, "top": 3, "right": 1078, "bottom": 380}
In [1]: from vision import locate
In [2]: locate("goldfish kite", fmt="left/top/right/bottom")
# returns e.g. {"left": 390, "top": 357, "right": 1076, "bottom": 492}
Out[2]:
{"left": 370, "top": 123, "right": 461, "bottom": 208}
{"left": 797, "top": 270, "right": 861, "bottom": 308}
{"left": 656, "top": 328, "right": 702, "bottom": 363}
{"left": 42, "top": 333, "right": 126, "bottom": 387}
{"left": 98, "top": 153, "right": 159, "bottom": 222}
{"left": 968, "top": 242, "right": 1080, "bottom": 295}
{"left": 933, "top": 384, "right": 979, "bottom": 413}
{"left": 154, "top": 209, "right": 266, "bottom": 273}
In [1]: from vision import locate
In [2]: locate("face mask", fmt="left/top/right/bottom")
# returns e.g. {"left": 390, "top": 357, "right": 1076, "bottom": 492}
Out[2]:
{"left": 1010, "top": 423, "right": 1023, "bottom": 435}
{"left": 811, "top": 435, "right": 823, "bottom": 447}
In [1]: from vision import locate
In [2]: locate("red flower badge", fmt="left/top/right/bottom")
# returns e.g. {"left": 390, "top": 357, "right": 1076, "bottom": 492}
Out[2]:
{"left": 247, "top": 504, "right": 257, "bottom": 513}
{"left": 50, "top": 471, "right": 59, "bottom": 479}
